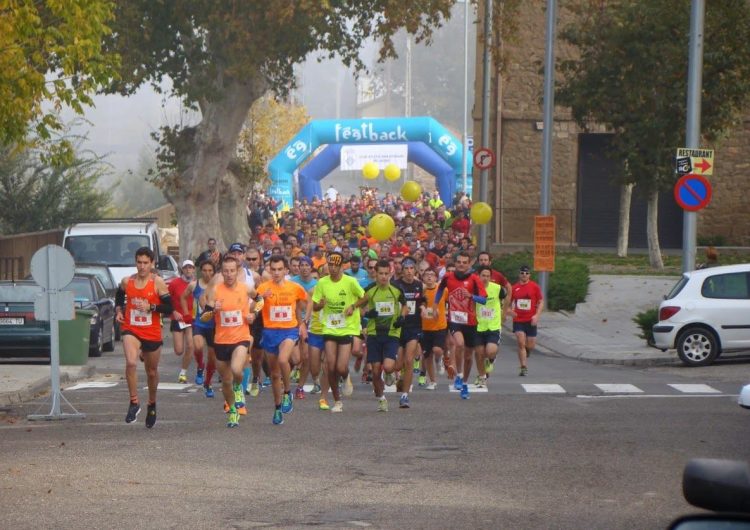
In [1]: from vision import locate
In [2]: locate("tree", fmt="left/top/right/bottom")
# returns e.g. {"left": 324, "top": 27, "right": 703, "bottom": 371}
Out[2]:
{"left": 0, "top": 137, "right": 112, "bottom": 235}
{"left": 110, "top": 149, "right": 168, "bottom": 217}
{"left": 0, "top": 0, "right": 119, "bottom": 160}
{"left": 107, "top": 1, "right": 455, "bottom": 259}
{"left": 557, "top": 0, "right": 750, "bottom": 268}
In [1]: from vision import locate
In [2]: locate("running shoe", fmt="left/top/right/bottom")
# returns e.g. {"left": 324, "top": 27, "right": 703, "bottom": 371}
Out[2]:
{"left": 378, "top": 398, "right": 388, "bottom": 412}
{"left": 125, "top": 402, "right": 141, "bottom": 424}
{"left": 519, "top": 366, "right": 528, "bottom": 377}
{"left": 476, "top": 377, "right": 487, "bottom": 389}
{"left": 281, "top": 392, "right": 293, "bottom": 414}
{"left": 331, "top": 401, "right": 343, "bottom": 413}
{"left": 484, "top": 358, "right": 495, "bottom": 374}
{"left": 474, "top": 376, "right": 482, "bottom": 386}
{"left": 249, "top": 382, "right": 260, "bottom": 397}
{"left": 310, "top": 382, "right": 321, "bottom": 394}
{"left": 353, "top": 356, "right": 363, "bottom": 373}
{"left": 290, "top": 367, "right": 300, "bottom": 383}
{"left": 425, "top": 381, "right": 437, "bottom": 390}
{"left": 145, "top": 403, "right": 157, "bottom": 428}
{"left": 204, "top": 385, "right": 215, "bottom": 398}
{"left": 195, "top": 369, "right": 204, "bottom": 386}
{"left": 178, "top": 373, "right": 187, "bottom": 384}
{"left": 399, "top": 394, "right": 410, "bottom": 409}
{"left": 237, "top": 403, "right": 247, "bottom": 416}
{"left": 438, "top": 359, "right": 446, "bottom": 375}
{"left": 413, "top": 357, "right": 421, "bottom": 374}
{"left": 318, "top": 398, "right": 330, "bottom": 411}
{"left": 342, "top": 374, "right": 354, "bottom": 397}
{"left": 454, "top": 375, "right": 463, "bottom": 391}
{"left": 272, "top": 408, "right": 284, "bottom": 425}
{"left": 418, "top": 375, "right": 426, "bottom": 387}
{"left": 294, "top": 386, "right": 305, "bottom": 400}
{"left": 460, "top": 383, "right": 470, "bottom": 400}
{"left": 384, "top": 372, "right": 395, "bottom": 387}
{"left": 227, "top": 409, "right": 239, "bottom": 428}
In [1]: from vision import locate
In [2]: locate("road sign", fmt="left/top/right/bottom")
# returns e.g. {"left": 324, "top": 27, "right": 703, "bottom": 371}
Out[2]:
{"left": 676, "top": 148, "right": 714, "bottom": 176}
{"left": 474, "top": 148, "right": 495, "bottom": 170}
{"left": 534, "top": 215, "right": 556, "bottom": 272}
{"left": 31, "top": 245, "right": 74, "bottom": 290}
{"left": 674, "top": 174, "right": 712, "bottom": 212}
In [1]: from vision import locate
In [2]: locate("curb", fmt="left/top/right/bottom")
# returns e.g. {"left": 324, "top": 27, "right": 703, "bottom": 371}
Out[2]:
{"left": 0, "top": 364, "right": 96, "bottom": 407}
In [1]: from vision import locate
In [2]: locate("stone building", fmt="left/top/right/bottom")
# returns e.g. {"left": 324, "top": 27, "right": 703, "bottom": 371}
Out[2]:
{"left": 475, "top": 1, "right": 750, "bottom": 248}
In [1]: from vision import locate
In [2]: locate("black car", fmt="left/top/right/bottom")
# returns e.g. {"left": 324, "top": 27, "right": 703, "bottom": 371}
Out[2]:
{"left": 66, "top": 274, "right": 116, "bottom": 357}
{"left": 74, "top": 263, "right": 121, "bottom": 341}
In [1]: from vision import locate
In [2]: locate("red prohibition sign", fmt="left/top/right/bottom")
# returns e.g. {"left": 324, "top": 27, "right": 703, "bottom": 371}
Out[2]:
{"left": 474, "top": 148, "right": 496, "bottom": 170}
{"left": 674, "top": 174, "right": 712, "bottom": 212}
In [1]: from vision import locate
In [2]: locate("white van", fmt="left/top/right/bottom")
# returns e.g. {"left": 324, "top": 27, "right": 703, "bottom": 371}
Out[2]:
{"left": 62, "top": 219, "right": 173, "bottom": 285}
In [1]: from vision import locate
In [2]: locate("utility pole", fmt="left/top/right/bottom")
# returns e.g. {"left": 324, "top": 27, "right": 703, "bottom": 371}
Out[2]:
{"left": 478, "top": 0, "right": 492, "bottom": 252}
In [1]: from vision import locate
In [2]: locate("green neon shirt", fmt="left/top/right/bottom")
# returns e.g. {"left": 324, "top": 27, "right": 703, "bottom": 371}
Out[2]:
{"left": 476, "top": 282, "right": 502, "bottom": 332}
{"left": 311, "top": 275, "right": 365, "bottom": 336}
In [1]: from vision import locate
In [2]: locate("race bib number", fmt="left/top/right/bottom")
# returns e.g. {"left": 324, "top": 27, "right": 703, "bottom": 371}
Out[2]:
{"left": 220, "top": 310, "right": 243, "bottom": 327}
{"left": 130, "top": 310, "right": 152, "bottom": 327}
{"left": 517, "top": 299, "right": 532, "bottom": 311}
{"left": 450, "top": 310, "right": 468, "bottom": 324}
{"left": 270, "top": 305, "right": 293, "bottom": 322}
{"left": 406, "top": 300, "right": 417, "bottom": 315}
{"left": 177, "top": 320, "right": 190, "bottom": 330}
{"left": 326, "top": 313, "right": 346, "bottom": 329}
{"left": 375, "top": 301, "right": 395, "bottom": 316}
{"left": 480, "top": 307, "right": 496, "bottom": 320}
{"left": 424, "top": 307, "right": 435, "bottom": 319}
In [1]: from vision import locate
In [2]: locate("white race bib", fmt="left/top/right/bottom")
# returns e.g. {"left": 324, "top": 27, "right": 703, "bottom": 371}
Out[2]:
{"left": 406, "top": 300, "right": 417, "bottom": 315}
{"left": 270, "top": 305, "right": 293, "bottom": 322}
{"left": 424, "top": 307, "right": 435, "bottom": 319}
{"left": 177, "top": 320, "right": 190, "bottom": 330}
{"left": 326, "top": 313, "right": 346, "bottom": 329}
{"left": 130, "top": 310, "right": 152, "bottom": 327}
{"left": 375, "top": 301, "right": 395, "bottom": 316}
{"left": 480, "top": 307, "right": 496, "bottom": 320}
{"left": 220, "top": 310, "right": 243, "bottom": 327}
{"left": 517, "top": 299, "right": 532, "bottom": 311}
{"left": 450, "top": 310, "right": 468, "bottom": 324}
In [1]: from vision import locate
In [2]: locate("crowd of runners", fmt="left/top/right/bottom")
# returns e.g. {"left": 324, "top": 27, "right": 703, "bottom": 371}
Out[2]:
{"left": 116, "top": 188, "right": 543, "bottom": 428}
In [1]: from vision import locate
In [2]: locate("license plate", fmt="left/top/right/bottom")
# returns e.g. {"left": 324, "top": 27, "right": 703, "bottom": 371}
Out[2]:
{"left": 0, "top": 317, "right": 24, "bottom": 325}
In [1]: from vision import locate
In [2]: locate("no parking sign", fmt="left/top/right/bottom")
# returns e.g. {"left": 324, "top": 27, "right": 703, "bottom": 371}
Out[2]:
{"left": 674, "top": 174, "right": 712, "bottom": 212}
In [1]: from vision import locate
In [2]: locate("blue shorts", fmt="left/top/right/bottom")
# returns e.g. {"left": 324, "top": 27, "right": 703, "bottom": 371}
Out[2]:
{"left": 366, "top": 335, "right": 400, "bottom": 364}
{"left": 399, "top": 327, "right": 423, "bottom": 347}
{"left": 193, "top": 325, "right": 215, "bottom": 347}
{"left": 307, "top": 332, "right": 325, "bottom": 351}
{"left": 261, "top": 328, "right": 300, "bottom": 355}
{"left": 513, "top": 321, "right": 537, "bottom": 337}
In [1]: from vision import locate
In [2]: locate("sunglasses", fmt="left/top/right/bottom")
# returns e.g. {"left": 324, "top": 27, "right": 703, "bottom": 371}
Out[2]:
{"left": 520, "top": 271, "right": 531, "bottom": 275}
{"left": 246, "top": 257, "right": 259, "bottom": 261}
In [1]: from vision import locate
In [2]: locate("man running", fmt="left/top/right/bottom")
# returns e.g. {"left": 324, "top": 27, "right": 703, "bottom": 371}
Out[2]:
{"left": 115, "top": 247, "right": 173, "bottom": 428}
{"left": 509, "top": 265, "right": 544, "bottom": 376}
{"left": 290, "top": 256, "right": 318, "bottom": 400}
{"left": 257, "top": 256, "right": 308, "bottom": 425}
{"left": 420, "top": 268, "right": 451, "bottom": 389}
{"left": 170, "top": 259, "right": 196, "bottom": 384}
{"left": 311, "top": 251, "right": 367, "bottom": 412}
{"left": 391, "top": 256, "right": 425, "bottom": 408}
{"left": 181, "top": 260, "right": 217, "bottom": 397}
{"left": 203, "top": 256, "right": 257, "bottom": 427}
{"left": 473, "top": 265, "right": 505, "bottom": 386}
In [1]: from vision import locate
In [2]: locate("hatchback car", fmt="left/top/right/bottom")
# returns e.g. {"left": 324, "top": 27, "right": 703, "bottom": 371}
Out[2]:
{"left": 652, "top": 263, "right": 750, "bottom": 366}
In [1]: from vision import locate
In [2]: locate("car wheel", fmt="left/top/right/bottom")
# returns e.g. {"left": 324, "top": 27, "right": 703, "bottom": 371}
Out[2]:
{"left": 103, "top": 321, "right": 115, "bottom": 352}
{"left": 89, "top": 324, "right": 103, "bottom": 357}
{"left": 676, "top": 327, "right": 719, "bottom": 367}
{"left": 114, "top": 321, "right": 121, "bottom": 341}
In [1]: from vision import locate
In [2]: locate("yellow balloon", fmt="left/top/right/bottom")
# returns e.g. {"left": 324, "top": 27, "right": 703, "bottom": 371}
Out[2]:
{"left": 368, "top": 213, "right": 396, "bottom": 241}
{"left": 400, "top": 181, "right": 422, "bottom": 202}
{"left": 362, "top": 162, "right": 379, "bottom": 180}
{"left": 470, "top": 202, "right": 493, "bottom": 225}
{"left": 384, "top": 163, "right": 401, "bottom": 182}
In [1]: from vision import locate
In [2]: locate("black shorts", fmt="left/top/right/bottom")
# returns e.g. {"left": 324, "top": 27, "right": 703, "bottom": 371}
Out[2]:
{"left": 399, "top": 327, "right": 423, "bottom": 347}
{"left": 214, "top": 341, "right": 251, "bottom": 362}
{"left": 323, "top": 335, "right": 354, "bottom": 345}
{"left": 366, "top": 335, "right": 399, "bottom": 364}
{"left": 122, "top": 330, "right": 162, "bottom": 353}
{"left": 448, "top": 323, "right": 478, "bottom": 348}
{"left": 169, "top": 320, "right": 192, "bottom": 332}
{"left": 420, "top": 329, "right": 447, "bottom": 355}
{"left": 477, "top": 330, "right": 501, "bottom": 346}
{"left": 193, "top": 326, "right": 215, "bottom": 347}
{"left": 513, "top": 321, "right": 538, "bottom": 337}
{"left": 251, "top": 317, "right": 263, "bottom": 349}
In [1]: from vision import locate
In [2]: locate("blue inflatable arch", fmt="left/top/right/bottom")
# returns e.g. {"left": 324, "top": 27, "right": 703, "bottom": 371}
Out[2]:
{"left": 268, "top": 117, "right": 471, "bottom": 207}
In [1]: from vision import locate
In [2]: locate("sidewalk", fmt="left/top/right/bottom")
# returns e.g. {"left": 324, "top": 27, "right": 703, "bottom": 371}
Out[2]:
{"left": 0, "top": 364, "right": 95, "bottom": 407}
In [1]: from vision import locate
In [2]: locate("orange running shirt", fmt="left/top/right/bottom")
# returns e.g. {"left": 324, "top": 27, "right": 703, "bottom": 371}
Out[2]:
{"left": 422, "top": 285, "right": 448, "bottom": 331}
{"left": 122, "top": 275, "right": 163, "bottom": 341}
{"left": 213, "top": 282, "right": 251, "bottom": 344}
{"left": 257, "top": 280, "right": 307, "bottom": 329}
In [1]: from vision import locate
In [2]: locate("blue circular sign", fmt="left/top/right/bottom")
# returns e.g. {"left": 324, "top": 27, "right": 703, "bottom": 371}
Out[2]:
{"left": 674, "top": 174, "right": 712, "bottom": 212}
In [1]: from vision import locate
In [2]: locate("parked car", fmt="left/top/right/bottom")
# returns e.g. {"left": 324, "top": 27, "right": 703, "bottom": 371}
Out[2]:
{"left": 74, "top": 263, "right": 121, "bottom": 341}
{"left": 0, "top": 274, "right": 115, "bottom": 359}
{"left": 158, "top": 254, "right": 179, "bottom": 282}
{"left": 652, "top": 263, "right": 750, "bottom": 366}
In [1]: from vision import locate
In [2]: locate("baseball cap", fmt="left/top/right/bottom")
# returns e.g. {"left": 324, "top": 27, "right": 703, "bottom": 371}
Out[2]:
{"left": 228, "top": 243, "right": 245, "bottom": 253}
{"left": 519, "top": 264, "right": 531, "bottom": 273}
{"left": 181, "top": 259, "right": 195, "bottom": 268}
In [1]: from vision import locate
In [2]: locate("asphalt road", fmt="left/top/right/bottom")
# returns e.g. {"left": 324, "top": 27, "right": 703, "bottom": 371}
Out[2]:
{"left": 1, "top": 337, "right": 748, "bottom": 530}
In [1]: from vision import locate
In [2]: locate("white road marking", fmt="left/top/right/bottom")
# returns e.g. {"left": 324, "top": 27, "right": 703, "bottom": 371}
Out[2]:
{"left": 522, "top": 384, "right": 566, "bottom": 393}
{"left": 668, "top": 384, "right": 721, "bottom": 394}
{"left": 65, "top": 382, "right": 118, "bottom": 391}
{"left": 145, "top": 383, "right": 195, "bottom": 390}
{"left": 577, "top": 394, "right": 733, "bottom": 399}
{"left": 448, "top": 384, "right": 489, "bottom": 393}
{"left": 595, "top": 384, "right": 643, "bottom": 393}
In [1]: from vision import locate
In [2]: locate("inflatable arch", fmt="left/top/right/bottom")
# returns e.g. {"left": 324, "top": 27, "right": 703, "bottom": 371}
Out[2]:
{"left": 268, "top": 117, "right": 471, "bottom": 207}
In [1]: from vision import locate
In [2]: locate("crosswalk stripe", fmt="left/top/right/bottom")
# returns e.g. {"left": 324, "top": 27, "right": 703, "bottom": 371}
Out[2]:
{"left": 522, "top": 384, "right": 566, "bottom": 393}
{"left": 668, "top": 384, "right": 721, "bottom": 394}
{"left": 65, "top": 382, "right": 118, "bottom": 391}
{"left": 595, "top": 384, "right": 643, "bottom": 393}
{"left": 146, "top": 383, "right": 195, "bottom": 391}
{"left": 448, "top": 384, "right": 489, "bottom": 393}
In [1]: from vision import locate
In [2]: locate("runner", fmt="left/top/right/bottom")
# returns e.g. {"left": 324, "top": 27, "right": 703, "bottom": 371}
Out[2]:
{"left": 181, "top": 260, "right": 217, "bottom": 397}
{"left": 509, "top": 265, "right": 544, "bottom": 376}
{"left": 115, "top": 247, "right": 173, "bottom": 428}
{"left": 362, "top": 259, "right": 408, "bottom": 412}
{"left": 170, "top": 259, "right": 196, "bottom": 384}
{"left": 472, "top": 265, "right": 505, "bottom": 387}
{"left": 433, "top": 252, "right": 487, "bottom": 398}
{"left": 203, "top": 255, "right": 257, "bottom": 427}
{"left": 311, "top": 251, "right": 367, "bottom": 412}
{"left": 391, "top": 256, "right": 425, "bottom": 408}
{"left": 257, "top": 256, "right": 307, "bottom": 425}
{"left": 290, "top": 256, "right": 318, "bottom": 400}
{"left": 420, "top": 268, "right": 451, "bottom": 389}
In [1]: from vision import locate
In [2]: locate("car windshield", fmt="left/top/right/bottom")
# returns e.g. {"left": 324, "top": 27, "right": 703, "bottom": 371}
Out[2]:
{"left": 65, "top": 235, "right": 149, "bottom": 266}
{"left": 665, "top": 275, "right": 689, "bottom": 300}
{"left": 75, "top": 266, "right": 114, "bottom": 290}
{"left": 63, "top": 278, "right": 93, "bottom": 302}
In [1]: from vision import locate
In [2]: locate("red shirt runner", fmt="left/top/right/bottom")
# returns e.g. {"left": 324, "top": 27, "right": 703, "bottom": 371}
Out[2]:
{"left": 438, "top": 271, "right": 487, "bottom": 326}
{"left": 511, "top": 281, "right": 543, "bottom": 323}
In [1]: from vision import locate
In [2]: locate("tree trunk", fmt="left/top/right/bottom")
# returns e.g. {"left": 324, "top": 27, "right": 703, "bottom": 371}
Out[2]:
{"left": 171, "top": 78, "right": 266, "bottom": 259}
{"left": 218, "top": 170, "right": 251, "bottom": 246}
{"left": 646, "top": 189, "right": 664, "bottom": 269}
{"left": 617, "top": 183, "right": 633, "bottom": 257}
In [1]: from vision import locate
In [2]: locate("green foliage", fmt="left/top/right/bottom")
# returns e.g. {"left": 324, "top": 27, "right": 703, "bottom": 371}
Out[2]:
{"left": 557, "top": 0, "right": 750, "bottom": 196}
{"left": 0, "top": 135, "right": 111, "bottom": 235}
{"left": 633, "top": 308, "right": 659, "bottom": 346}
{"left": 110, "top": 149, "right": 168, "bottom": 217}
{"left": 491, "top": 252, "right": 590, "bottom": 311}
